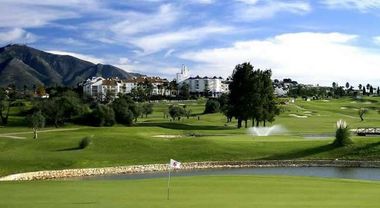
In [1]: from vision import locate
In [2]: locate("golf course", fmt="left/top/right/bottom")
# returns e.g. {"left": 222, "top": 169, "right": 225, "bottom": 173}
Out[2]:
{"left": 1, "top": 97, "right": 380, "bottom": 207}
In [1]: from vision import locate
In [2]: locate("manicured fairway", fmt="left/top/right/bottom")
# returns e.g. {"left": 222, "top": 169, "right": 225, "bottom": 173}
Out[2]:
{"left": 0, "top": 97, "right": 380, "bottom": 176}
{"left": 1, "top": 175, "right": 380, "bottom": 208}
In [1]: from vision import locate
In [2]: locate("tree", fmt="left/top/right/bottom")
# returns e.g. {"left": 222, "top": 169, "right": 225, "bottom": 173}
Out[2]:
{"left": 168, "top": 80, "right": 178, "bottom": 97}
{"left": 168, "top": 105, "right": 186, "bottom": 121}
{"left": 259, "top": 70, "right": 280, "bottom": 127}
{"left": 345, "top": 82, "right": 350, "bottom": 89}
{"left": 332, "top": 82, "right": 337, "bottom": 89}
{"left": 229, "top": 63, "right": 253, "bottom": 128}
{"left": 0, "top": 89, "right": 11, "bottom": 126}
{"left": 27, "top": 111, "right": 45, "bottom": 139}
{"left": 143, "top": 79, "right": 154, "bottom": 100}
{"left": 218, "top": 93, "right": 233, "bottom": 122}
{"left": 142, "top": 103, "right": 154, "bottom": 118}
{"left": 204, "top": 99, "right": 220, "bottom": 114}
{"left": 91, "top": 104, "right": 115, "bottom": 126}
{"left": 358, "top": 84, "right": 362, "bottom": 90}
{"left": 35, "top": 91, "right": 85, "bottom": 127}
{"left": 179, "top": 83, "right": 190, "bottom": 100}
{"left": 359, "top": 108, "right": 367, "bottom": 121}
{"left": 112, "top": 97, "right": 134, "bottom": 125}
{"left": 131, "top": 86, "right": 147, "bottom": 102}
{"left": 228, "top": 63, "right": 279, "bottom": 128}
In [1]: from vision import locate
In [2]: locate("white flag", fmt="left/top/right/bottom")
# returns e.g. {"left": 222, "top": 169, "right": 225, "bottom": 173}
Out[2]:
{"left": 170, "top": 159, "right": 181, "bottom": 169}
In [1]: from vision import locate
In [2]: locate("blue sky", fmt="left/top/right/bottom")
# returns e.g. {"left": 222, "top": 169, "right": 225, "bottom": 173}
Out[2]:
{"left": 1, "top": 0, "right": 380, "bottom": 87}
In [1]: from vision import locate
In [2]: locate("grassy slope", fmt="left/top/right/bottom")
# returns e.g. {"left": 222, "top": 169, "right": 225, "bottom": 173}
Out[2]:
{"left": 1, "top": 176, "right": 380, "bottom": 208}
{"left": 0, "top": 97, "right": 380, "bottom": 176}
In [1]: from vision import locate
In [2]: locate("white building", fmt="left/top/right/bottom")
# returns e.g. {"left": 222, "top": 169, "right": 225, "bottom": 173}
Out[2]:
{"left": 176, "top": 65, "right": 190, "bottom": 83}
{"left": 82, "top": 77, "right": 124, "bottom": 99}
{"left": 82, "top": 76, "right": 170, "bottom": 99}
{"left": 182, "top": 76, "right": 228, "bottom": 97}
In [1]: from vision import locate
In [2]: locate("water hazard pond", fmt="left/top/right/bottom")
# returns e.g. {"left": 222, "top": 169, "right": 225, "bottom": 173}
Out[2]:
{"left": 75, "top": 167, "right": 380, "bottom": 181}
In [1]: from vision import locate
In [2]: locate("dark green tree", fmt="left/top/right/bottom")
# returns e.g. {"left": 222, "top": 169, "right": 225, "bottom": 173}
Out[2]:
{"left": 168, "top": 105, "right": 186, "bottom": 121}
{"left": 204, "top": 99, "right": 220, "bottom": 114}
{"left": 112, "top": 97, "right": 135, "bottom": 125}
{"left": 142, "top": 103, "right": 154, "bottom": 118}
{"left": 229, "top": 63, "right": 253, "bottom": 128}
{"left": 179, "top": 83, "right": 190, "bottom": 100}
{"left": 0, "top": 89, "right": 11, "bottom": 126}
{"left": 91, "top": 104, "right": 115, "bottom": 126}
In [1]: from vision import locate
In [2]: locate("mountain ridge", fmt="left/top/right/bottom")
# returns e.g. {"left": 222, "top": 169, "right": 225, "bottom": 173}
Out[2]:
{"left": 0, "top": 44, "right": 142, "bottom": 88}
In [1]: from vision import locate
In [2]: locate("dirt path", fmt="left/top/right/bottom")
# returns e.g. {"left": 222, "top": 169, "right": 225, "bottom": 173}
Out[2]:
{"left": 0, "top": 128, "right": 81, "bottom": 139}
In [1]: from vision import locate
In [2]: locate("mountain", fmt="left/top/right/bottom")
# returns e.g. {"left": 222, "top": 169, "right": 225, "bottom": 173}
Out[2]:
{"left": 0, "top": 44, "right": 142, "bottom": 88}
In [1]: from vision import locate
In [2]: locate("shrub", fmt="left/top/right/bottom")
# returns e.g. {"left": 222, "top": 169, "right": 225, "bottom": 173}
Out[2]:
{"left": 333, "top": 120, "right": 353, "bottom": 147}
{"left": 79, "top": 137, "right": 92, "bottom": 149}
{"left": 204, "top": 99, "right": 220, "bottom": 114}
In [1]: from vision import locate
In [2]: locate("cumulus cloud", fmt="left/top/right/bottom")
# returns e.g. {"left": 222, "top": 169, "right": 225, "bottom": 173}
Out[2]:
{"left": 0, "top": 28, "right": 38, "bottom": 44}
{"left": 236, "top": 0, "right": 311, "bottom": 20}
{"left": 322, "top": 0, "right": 380, "bottom": 11}
{"left": 179, "top": 32, "right": 380, "bottom": 86}
{"left": 47, "top": 50, "right": 105, "bottom": 64}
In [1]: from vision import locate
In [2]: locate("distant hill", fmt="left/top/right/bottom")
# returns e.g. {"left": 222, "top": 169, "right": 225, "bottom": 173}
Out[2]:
{"left": 0, "top": 44, "right": 142, "bottom": 88}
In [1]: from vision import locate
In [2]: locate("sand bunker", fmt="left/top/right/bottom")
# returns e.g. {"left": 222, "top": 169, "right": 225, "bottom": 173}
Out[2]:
{"left": 289, "top": 114, "right": 308, "bottom": 118}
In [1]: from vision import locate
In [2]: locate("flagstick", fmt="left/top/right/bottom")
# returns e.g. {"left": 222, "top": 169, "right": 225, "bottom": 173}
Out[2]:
{"left": 167, "top": 165, "right": 171, "bottom": 200}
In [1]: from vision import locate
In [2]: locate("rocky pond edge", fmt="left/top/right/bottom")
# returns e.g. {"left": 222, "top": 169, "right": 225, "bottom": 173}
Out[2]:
{"left": 1, "top": 160, "right": 380, "bottom": 181}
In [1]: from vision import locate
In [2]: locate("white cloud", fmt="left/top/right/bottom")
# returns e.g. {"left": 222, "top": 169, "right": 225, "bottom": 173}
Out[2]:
{"left": 0, "top": 28, "right": 38, "bottom": 44}
{"left": 179, "top": 32, "right": 380, "bottom": 86}
{"left": 322, "top": 0, "right": 380, "bottom": 11}
{"left": 0, "top": 0, "right": 100, "bottom": 28}
{"left": 109, "top": 4, "right": 180, "bottom": 36}
{"left": 47, "top": 50, "right": 105, "bottom": 64}
{"left": 53, "top": 38, "right": 87, "bottom": 46}
{"left": 164, "top": 49, "right": 176, "bottom": 57}
{"left": 236, "top": 0, "right": 311, "bottom": 20}
{"left": 189, "top": 0, "right": 216, "bottom": 4}
{"left": 132, "top": 25, "right": 233, "bottom": 54}
{"left": 374, "top": 36, "right": 380, "bottom": 45}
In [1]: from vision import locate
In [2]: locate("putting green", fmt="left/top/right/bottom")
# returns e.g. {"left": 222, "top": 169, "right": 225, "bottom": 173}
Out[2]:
{"left": 1, "top": 175, "right": 380, "bottom": 208}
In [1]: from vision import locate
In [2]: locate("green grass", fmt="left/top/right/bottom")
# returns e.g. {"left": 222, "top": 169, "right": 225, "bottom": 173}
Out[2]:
{"left": 0, "top": 97, "right": 380, "bottom": 176}
{"left": 1, "top": 175, "right": 380, "bottom": 208}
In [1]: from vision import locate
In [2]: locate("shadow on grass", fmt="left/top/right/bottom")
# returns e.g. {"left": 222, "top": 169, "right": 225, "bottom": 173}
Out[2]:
{"left": 56, "top": 147, "right": 83, "bottom": 151}
{"left": 135, "top": 122, "right": 233, "bottom": 131}
{"left": 259, "top": 144, "right": 336, "bottom": 160}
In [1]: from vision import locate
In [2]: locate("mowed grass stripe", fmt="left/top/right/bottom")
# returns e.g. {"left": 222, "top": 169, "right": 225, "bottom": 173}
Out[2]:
{"left": 1, "top": 175, "right": 380, "bottom": 208}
